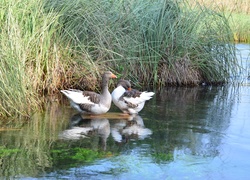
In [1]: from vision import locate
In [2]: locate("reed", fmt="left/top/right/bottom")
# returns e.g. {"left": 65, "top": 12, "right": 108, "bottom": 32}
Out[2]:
{"left": 0, "top": 0, "right": 58, "bottom": 117}
{"left": 51, "top": 0, "right": 238, "bottom": 86}
{"left": 0, "top": 0, "right": 104, "bottom": 119}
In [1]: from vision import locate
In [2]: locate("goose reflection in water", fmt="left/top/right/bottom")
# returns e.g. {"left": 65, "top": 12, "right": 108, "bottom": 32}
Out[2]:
{"left": 59, "top": 113, "right": 110, "bottom": 150}
{"left": 59, "top": 114, "right": 152, "bottom": 147}
{"left": 111, "top": 115, "right": 152, "bottom": 143}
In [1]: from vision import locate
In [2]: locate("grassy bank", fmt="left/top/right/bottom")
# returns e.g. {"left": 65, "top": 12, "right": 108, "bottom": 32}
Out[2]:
{"left": 0, "top": 0, "right": 239, "bottom": 119}
{"left": 227, "top": 13, "right": 250, "bottom": 43}
{"left": 189, "top": 0, "right": 250, "bottom": 43}
{"left": 189, "top": 0, "right": 249, "bottom": 14}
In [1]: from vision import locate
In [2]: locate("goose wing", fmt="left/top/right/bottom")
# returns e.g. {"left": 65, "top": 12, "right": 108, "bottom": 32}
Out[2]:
{"left": 123, "top": 89, "right": 154, "bottom": 105}
{"left": 61, "top": 89, "right": 94, "bottom": 105}
{"left": 82, "top": 91, "right": 101, "bottom": 104}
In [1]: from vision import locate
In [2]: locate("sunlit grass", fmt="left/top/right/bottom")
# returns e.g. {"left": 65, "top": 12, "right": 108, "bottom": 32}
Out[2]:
{"left": 188, "top": 0, "right": 250, "bottom": 43}
{"left": 228, "top": 13, "right": 250, "bottom": 43}
{"left": 189, "top": 0, "right": 249, "bottom": 14}
{"left": 0, "top": 0, "right": 60, "bottom": 117}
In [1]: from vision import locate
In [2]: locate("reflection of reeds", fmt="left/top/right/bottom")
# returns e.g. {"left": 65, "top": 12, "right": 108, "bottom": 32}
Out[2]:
{"left": 0, "top": 101, "right": 70, "bottom": 177}
{"left": 146, "top": 85, "right": 238, "bottom": 159}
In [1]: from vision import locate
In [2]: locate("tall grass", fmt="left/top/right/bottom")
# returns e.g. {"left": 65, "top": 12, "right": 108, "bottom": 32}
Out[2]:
{"left": 50, "top": 0, "right": 238, "bottom": 86}
{"left": 0, "top": 0, "right": 60, "bottom": 117}
{"left": 0, "top": 0, "right": 104, "bottom": 118}
{"left": 0, "top": 0, "right": 239, "bottom": 119}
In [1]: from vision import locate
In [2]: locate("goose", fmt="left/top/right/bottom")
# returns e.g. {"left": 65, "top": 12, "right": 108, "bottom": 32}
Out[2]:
{"left": 61, "top": 71, "right": 117, "bottom": 114}
{"left": 111, "top": 79, "right": 155, "bottom": 114}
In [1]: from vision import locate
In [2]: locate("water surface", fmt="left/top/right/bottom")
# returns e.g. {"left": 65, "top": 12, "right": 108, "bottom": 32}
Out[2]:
{"left": 0, "top": 44, "right": 249, "bottom": 180}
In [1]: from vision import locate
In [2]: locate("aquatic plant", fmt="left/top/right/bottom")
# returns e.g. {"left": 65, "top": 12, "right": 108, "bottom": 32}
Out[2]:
{"left": 152, "top": 152, "right": 174, "bottom": 163}
{"left": 0, "top": 146, "right": 20, "bottom": 157}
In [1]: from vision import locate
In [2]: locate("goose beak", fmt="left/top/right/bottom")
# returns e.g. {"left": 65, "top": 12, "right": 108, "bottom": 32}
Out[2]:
{"left": 111, "top": 73, "right": 117, "bottom": 78}
{"left": 128, "top": 87, "right": 132, "bottom": 91}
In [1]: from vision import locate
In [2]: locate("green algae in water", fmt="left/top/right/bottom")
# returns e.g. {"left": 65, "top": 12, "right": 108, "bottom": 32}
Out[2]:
{"left": 51, "top": 147, "right": 114, "bottom": 165}
{"left": 0, "top": 146, "right": 20, "bottom": 157}
{"left": 152, "top": 152, "right": 174, "bottom": 163}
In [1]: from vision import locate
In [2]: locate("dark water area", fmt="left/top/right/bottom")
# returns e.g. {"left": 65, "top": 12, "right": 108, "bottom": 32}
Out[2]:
{"left": 0, "top": 44, "right": 249, "bottom": 180}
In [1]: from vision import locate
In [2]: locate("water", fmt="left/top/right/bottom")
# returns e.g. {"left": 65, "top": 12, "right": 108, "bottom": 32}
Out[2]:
{"left": 0, "top": 44, "right": 249, "bottom": 180}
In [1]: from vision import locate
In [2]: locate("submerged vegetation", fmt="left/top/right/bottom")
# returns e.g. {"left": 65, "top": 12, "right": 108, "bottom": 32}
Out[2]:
{"left": 0, "top": 0, "right": 240, "bottom": 119}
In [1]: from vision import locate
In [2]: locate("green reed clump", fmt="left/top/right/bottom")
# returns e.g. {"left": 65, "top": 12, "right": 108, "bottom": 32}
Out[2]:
{"left": 119, "top": 0, "right": 238, "bottom": 86}
{"left": 0, "top": 0, "right": 100, "bottom": 119}
{"left": 1, "top": 0, "right": 38, "bottom": 117}
{"left": 48, "top": 0, "right": 238, "bottom": 87}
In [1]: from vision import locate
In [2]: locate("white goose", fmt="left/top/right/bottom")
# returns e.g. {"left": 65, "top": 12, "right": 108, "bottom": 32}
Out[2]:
{"left": 111, "top": 79, "right": 155, "bottom": 114}
{"left": 61, "top": 71, "right": 117, "bottom": 114}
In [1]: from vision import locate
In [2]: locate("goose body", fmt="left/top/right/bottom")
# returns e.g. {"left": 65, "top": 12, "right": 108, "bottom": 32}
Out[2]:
{"left": 61, "top": 71, "right": 117, "bottom": 114}
{"left": 111, "top": 79, "right": 154, "bottom": 114}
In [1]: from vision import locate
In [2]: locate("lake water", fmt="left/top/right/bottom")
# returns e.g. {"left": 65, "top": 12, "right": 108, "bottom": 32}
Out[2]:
{"left": 0, "top": 44, "right": 249, "bottom": 180}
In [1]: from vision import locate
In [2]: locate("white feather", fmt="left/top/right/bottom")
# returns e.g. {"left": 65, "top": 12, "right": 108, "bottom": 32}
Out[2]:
{"left": 123, "top": 91, "right": 155, "bottom": 105}
{"left": 60, "top": 90, "right": 94, "bottom": 104}
{"left": 111, "top": 86, "right": 126, "bottom": 99}
{"left": 111, "top": 86, "right": 128, "bottom": 111}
